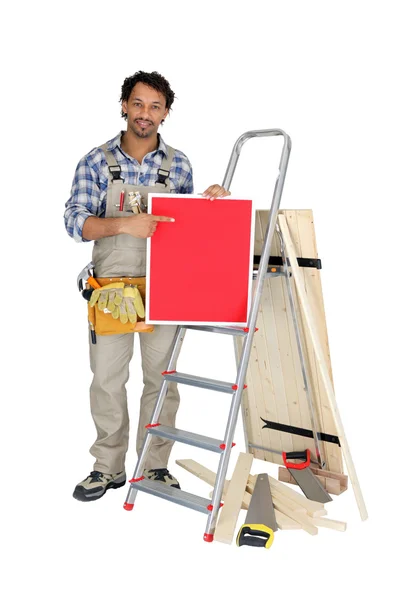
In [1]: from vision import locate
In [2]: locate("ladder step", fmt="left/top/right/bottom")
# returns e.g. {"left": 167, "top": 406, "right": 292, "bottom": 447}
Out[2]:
{"left": 184, "top": 325, "right": 249, "bottom": 336}
{"left": 130, "top": 478, "right": 211, "bottom": 514}
{"left": 163, "top": 371, "right": 235, "bottom": 393}
{"left": 147, "top": 425, "right": 225, "bottom": 453}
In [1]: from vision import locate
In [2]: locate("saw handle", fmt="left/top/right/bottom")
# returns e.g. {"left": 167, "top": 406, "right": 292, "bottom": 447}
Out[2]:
{"left": 236, "top": 525, "right": 274, "bottom": 549}
{"left": 282, "top": 449, "right": 311, "bottom": 470}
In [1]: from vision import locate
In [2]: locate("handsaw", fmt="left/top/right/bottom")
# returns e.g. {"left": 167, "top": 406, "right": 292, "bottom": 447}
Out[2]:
{"left": 236, "top": 474, "right": 277, "bottom": 549}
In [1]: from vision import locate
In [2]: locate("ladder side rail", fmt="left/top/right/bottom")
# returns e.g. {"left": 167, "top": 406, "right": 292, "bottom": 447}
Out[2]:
{"left": 234, "top": 337, "right": 249, "bottom": 452}
{"left": 205, "top": 130, "right": 291, "bottom": 536}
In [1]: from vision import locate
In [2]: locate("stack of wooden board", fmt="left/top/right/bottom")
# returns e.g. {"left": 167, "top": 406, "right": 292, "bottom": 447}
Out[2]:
{"left": 237, "top": 210, "right": 343, "bottom": 474}
{"left": 177, "top": 454, "right": 346, "bottom": 545}
{"left": 233, "top": 210, "right": 367, "bottom": 522}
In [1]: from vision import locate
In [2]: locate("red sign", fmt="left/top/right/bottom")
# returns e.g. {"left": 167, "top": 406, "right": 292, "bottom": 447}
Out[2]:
{"left": 146, "top": 194, "right": 254, "bottom": 325}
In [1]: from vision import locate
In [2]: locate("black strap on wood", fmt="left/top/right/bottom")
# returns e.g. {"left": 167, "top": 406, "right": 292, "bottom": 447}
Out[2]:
{"left": 260, "top": 418, "right": 340, "bottom": 446}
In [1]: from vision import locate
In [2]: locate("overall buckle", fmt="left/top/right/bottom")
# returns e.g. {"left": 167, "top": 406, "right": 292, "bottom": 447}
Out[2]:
{"left": 156, "top": 168, "right": 169, "bottom": 186}
{"left": 109, "top": 165, "right": 124, "bottom": 181}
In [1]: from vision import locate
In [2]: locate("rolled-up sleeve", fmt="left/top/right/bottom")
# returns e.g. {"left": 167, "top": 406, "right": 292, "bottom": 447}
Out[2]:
{"left": 64, "top": 156, "right": 102, "bottom": 242}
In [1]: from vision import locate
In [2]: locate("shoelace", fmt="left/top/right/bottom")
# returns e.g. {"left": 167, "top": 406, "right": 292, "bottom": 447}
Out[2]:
{"left": 148, "top": 468, "right": 172, "bottom": 482}
{"left": 89, "top": 471, "right": 106, "bottom": 483}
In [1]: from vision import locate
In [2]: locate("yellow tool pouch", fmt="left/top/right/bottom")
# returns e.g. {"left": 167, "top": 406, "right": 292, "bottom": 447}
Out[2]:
{"left": 87, "top": 277, "right": 154, "bottom": 335}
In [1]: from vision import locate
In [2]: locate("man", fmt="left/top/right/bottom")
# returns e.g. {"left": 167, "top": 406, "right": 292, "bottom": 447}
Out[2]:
{"left": 64, "top": 71, "right": 230, "bottom": 502}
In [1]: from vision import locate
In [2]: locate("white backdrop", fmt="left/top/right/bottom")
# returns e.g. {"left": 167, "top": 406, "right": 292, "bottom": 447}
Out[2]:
{"left": 1, "top": 1, "right": 399, "bottom": 598}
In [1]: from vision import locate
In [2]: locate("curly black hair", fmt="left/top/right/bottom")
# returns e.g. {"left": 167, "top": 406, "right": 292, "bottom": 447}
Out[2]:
{"left": 120, "top": 71, "right": 175, "bottom": 120}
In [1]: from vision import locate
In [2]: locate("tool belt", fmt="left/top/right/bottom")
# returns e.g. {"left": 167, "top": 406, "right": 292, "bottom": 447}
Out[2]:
{"left": 87, "top": 276, "right": 154, "bottom": 335}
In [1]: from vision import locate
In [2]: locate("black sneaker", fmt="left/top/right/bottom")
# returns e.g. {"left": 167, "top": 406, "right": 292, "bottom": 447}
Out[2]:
{"left": 73, "top": 471, "right": 126, "bottom": 502}
{"left": 143, "top": 468, "right": 181, "bottom": 489}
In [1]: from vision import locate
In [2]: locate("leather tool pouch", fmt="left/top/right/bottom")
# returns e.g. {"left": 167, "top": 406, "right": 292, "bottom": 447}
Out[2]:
{"left": 87, "top": 277, "right": 154, "bottom": 335}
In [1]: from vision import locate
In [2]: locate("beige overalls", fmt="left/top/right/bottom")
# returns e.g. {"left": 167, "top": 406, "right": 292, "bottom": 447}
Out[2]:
{"left": 89, "top": 142, "right": 180, "bottom": 474}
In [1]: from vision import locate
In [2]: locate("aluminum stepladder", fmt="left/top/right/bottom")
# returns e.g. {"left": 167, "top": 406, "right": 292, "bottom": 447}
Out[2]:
{"left": 123, "top": 129, "right": 292, "bottom": 542}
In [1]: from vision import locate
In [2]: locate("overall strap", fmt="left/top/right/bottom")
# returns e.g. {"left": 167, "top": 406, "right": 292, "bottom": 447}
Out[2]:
{"left": 99, "top": 143, "right": 123, "bottom": 182}
{"left": 156, "top": 145, "right": 175, "bottom": 186}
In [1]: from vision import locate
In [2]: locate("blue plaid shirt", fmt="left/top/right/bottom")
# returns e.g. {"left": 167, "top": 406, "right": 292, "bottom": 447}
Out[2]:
{"left": 64, "top": 131, "right": 194, "bottom": 242}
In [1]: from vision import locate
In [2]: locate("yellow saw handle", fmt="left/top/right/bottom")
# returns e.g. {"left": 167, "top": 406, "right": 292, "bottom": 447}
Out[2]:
{"left": 236, "top": 524, "right": 274, "bottom": 549}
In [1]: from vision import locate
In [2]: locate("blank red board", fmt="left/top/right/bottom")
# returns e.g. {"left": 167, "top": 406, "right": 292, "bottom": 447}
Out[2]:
{"left": 146, "top": 194, "right": 254, "bottom": 325}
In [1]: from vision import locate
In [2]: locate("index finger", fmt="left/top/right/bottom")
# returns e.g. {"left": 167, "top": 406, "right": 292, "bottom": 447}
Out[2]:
{"left": 152, "top": 215, "right": 175, "bottom": 222}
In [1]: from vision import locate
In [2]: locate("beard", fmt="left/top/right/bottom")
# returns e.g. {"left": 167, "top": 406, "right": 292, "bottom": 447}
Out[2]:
{"left": 131, "top": 119, "right": 154, "bottom": 138}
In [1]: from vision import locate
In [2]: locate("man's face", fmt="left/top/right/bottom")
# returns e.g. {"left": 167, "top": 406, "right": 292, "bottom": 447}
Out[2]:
{"left": 122, "top": 82, "right": 169, "bottom": 139}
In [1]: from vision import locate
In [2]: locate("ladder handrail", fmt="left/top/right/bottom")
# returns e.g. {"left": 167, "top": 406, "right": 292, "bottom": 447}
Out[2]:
{"left": 222, "top": 129, "right": 291, "bottom": 189}
{"left": 222, "top": 128, "right": 291, "bottom": 343}
{"left": 223, "top": 129, "right": 291, "bottom": 403}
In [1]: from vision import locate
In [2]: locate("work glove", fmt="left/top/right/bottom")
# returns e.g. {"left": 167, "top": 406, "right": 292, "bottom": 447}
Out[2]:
{"left": 112, "top": 286, "right": 145, "bottom": 324}
{"left": 89, "top": 282, "right": 125, "bottom": 312}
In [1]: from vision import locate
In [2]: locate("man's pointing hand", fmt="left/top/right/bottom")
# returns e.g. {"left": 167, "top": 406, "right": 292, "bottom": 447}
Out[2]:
{"left": 121, "top": 213, "right": 175, "bottom": 238}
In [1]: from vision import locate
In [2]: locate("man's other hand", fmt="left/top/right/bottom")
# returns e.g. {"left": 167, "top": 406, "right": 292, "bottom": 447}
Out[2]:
{"left": 201, "top": 185, "right": 231, "bottom": 201}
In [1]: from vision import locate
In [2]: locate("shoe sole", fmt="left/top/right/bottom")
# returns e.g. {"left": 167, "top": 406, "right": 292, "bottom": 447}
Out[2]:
{"left": 73, "top": 478, "right": 126, "bottom": 502}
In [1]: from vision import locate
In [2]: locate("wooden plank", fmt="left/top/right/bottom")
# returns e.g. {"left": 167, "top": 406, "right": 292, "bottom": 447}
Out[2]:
{"left": 175, "top": 458, "right": 254, "bottom": 506}
{"left": 248, "top": 213, "right": 275, "bottom": 462}
{"left": 309, "top": 517, "right": 347, "bottom": 532}
{"left": 294, "top": 210, "right": 342, "bottom": 473}
{"left": 271, "top": 489, "right": 308, "bottom": 514}
{"left": 236, "top": 339, "right": 268, "bottom": 462}
{"left": 272, "top": 498, "right": 318, "bottom": 535}
{"left": 236, "top": 338, "right": 274, "bottom": 462}
{"left": 248, "top": 212, "right": 283, "bottom": 463}
{"left": 240, "top": 212, "right": 274, "bottom": 462}
{"left": 176, "top": 458, "right": 219, "bottom": 487}
{"left": 285, "top": 210, "right": 327, "bottom": 461}
{"left": 306, "top": 465, "right": 349, "bottom": 489}
{"left": 259, "top": 211, "right": 294, "bottom": 457}
{"left": 261, "top": 282, "right": 294, "bottom": 454}
{"left": 266, "top": 475, "right": 327, "bottom": 516}
{"left": 214, "top": 453, "right": 253, "bottom": 544}
{"left": 278, "top": 214, "right": 368, "bottom": 521}
{"left": 241, "top": 210, "right": 288, "bottom": 464}
{"left": 208, "top": 488, "right": 251, "bottom": 510}
{"left": 274, "top": 510, "right": 302, "bottom": 530}
{"left": 276, "top": 210, "right": 311, "bottom": 453}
